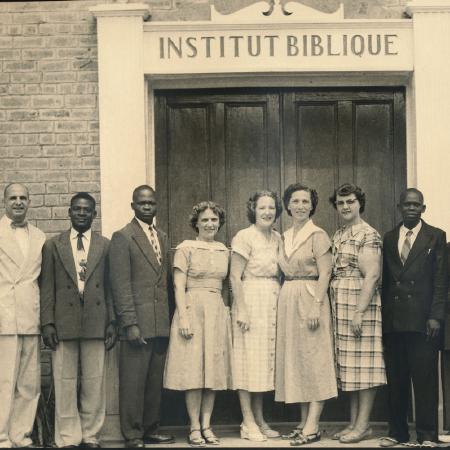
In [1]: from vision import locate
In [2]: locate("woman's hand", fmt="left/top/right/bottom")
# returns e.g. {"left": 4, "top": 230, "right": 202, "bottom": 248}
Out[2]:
{"left": 236, "top": 306, "right": 250, "bottom": 333}
{"left": 351, "top": 310, "right": 363, "bottom": 338}
{"left": 179, "top": 315, "right": 193, "bottom": 339}
{"left": 307, "top": 302, "right": 321, "bottom": 330}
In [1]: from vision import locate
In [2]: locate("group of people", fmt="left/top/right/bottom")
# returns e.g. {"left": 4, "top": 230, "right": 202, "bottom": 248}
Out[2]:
{"left": 0, "top": 181, "right": 447, "bottom": 449}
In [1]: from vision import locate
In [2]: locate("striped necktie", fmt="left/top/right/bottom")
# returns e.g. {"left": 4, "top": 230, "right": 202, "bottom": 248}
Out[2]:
{"left": 400, "top": 230, "right": 413, "bottom": 264}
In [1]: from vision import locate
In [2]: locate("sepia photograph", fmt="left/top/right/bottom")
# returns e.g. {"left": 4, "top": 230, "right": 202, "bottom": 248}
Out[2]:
{"left": 0, "top": 0, "right": 450, "bottom": 447}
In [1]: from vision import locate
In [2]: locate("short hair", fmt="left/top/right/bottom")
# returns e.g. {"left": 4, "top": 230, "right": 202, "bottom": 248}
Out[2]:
{"left": 4, "top": 183, "right": 29, "bottom": 200}
{"left": 70, "top": 192, "right": 96, "bottom": 209}
{"left": 189, "top": 201, "right": 226, "bottom": 233}
{"left": 399, "top": 188, "right": 424, "bottom": 205}
{"left": 283, "top": 183, "right": 319, "bottom": 217}
{"left": 132, "top": 185, "right": 155, "bottom": 202}
{"left": 246, "top": 190, "right": 283, "bottom": 224}
{"left": 329, "top": 183, "right": 366, "bottom": 213}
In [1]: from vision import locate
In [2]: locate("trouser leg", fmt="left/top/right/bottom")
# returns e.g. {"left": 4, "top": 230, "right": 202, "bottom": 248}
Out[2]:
{"left": 119, "top": 341, "right": 152, "bottom": 440}
{"left": 79, "top": 340, "right": 106, "bottom": 444}
{"left": 384, "top": 333, "right": 410, "bottom": 442}
{"left": 408, "top": 333, "right": 439, "bottom": 443}
{"left": 441, "top": 351, "right": 450, "bottom": 430}
{"left": 143, "top": 338, "right": 168, "bottom": 436}
{"left": 9, "top": 336, "right": 40, "bottom": 447}
{"left": 0, "top": 336, "right": 20, "bottom": 448}
{"left": 53, "top": 340, "right": 82, "bottom": 447}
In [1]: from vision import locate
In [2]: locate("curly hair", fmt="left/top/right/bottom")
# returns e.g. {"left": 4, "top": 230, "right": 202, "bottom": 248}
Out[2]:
{"left": 189, "top": 201, "right": 226, "bottom": 233}
{"left": 283, "top": 183, "right": 318, "bottom": 217}
{"left": 329, "top": 183, "right": 366, "bottom": 213}
{"left": 246, "top": 190, "right": 283, "bottom": 224}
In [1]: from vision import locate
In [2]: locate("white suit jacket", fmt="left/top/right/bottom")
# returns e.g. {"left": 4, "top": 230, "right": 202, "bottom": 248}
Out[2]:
{"left": 0, "top": 215, "right": 46, "bottom": 335}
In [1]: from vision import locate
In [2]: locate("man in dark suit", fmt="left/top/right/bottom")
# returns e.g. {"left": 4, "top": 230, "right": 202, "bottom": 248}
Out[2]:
{"left": 109, "top": 185, "right": 174, "bottom": 448}
{"left": 40, "top": 192, "right": 117, "bottom": 448}
{"left": 380, "top": 188, "right": 448, "bottom": 447}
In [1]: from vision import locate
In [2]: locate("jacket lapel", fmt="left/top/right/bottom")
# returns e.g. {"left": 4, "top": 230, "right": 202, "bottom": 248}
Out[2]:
{"left": 54, "top": 231, "right": 78, "bottom": 286}
{"left": 131, "top": 218, "right": 160, "bottom": 273}
{"left": 0, "top": 218, "right": 25, "bottom": 270}
{"left": 84, "top": 232, "right": 103, "bottom": 284}
{"left": 403, "top": 220, "right": 432, "bottom": 270}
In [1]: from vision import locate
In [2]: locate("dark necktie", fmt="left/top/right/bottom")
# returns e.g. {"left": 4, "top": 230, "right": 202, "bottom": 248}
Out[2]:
{"left": 77, "top": 232, "right": 85, "bottom": 251}
{"left": 400, "top": 230, "right": 413, "bottom": 264}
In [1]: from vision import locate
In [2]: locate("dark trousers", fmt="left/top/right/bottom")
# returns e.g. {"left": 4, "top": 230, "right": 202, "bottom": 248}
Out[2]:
{"left": 384, "top": 332, "right": 439, "bottom": 443}
{"left": 442, "top": 350, "right": 450, "bottom": 430}
{"left": 119, "top": 337, "right": 168, "bottom": 441}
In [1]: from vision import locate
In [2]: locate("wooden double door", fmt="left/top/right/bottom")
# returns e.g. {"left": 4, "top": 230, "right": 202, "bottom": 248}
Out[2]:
{"left": 154, "top": 87, "right": 406, "bottom": 424}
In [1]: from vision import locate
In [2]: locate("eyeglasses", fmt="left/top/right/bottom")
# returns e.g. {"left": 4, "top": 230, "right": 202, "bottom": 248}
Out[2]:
{"left": 335, "top": 199, "right": 358, "bottom": 207}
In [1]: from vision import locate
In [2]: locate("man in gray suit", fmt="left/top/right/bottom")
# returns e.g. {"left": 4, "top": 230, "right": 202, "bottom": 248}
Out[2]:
{"left": 40, "top": 192, "right": 117, "bottom": 448}
{"left": 109, "top": 185, "right": 174, "bottom": 448}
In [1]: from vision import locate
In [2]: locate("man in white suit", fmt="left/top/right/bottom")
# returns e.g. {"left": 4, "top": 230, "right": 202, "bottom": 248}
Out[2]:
{"left": 0, "top": 183, "right": 46, "bottom": 448}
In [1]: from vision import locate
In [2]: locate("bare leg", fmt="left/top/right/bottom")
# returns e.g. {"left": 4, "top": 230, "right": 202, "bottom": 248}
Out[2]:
{"left": 302, "top": 401, "right": 324, "bottom": 436}
{"left": 238, "top": 390, "right": 258, "bottom": 429}
{"left": 354, "top": 388, "right": 377, "bottom": 432}
{"left": 251, "top": 393, "right": 265, "bottom": 427}
{"left": 200, "top": 390, "right": 216, "bottom": 430}
{"left": 300, "top": 403, "right": 308, "bottom": 429}
{"left": 186, "top": 389, "right": 203, "bottom": 441}
{"left": 332, "top": 392, "right": 357, "bottom": 438}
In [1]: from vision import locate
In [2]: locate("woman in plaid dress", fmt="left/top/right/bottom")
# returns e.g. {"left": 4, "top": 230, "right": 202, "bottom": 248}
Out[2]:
{"left": 329, "top": 183, "right": 386, "bottom": 444}
{"left": 230, "top": 190, "right": 282, "bottom": 442}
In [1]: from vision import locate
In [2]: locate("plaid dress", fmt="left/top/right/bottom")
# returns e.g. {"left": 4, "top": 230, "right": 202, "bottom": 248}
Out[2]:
{"left": 330, "top": 221, "right": 387, "bottom": 391}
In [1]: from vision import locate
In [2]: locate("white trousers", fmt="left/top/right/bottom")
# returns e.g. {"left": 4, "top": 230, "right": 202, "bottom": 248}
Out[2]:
{"left": 52, "top": 340, "right": 106, "bottom": 447}
{"left": 0, "top": 335, "right": 40, "bottom": 448}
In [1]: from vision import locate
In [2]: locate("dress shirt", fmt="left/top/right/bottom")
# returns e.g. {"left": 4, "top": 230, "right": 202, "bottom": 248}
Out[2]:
{"left": 398, "top": 220, "right": 422, "bottom": 257}
{"left": 70, "top": 228, "right": 91, "bottom": 294}
{"left": 5, "top": 216, "right": 29, "bottom": 258}
{"left": 135, "top": 217, "right": 161, "bottom": 262}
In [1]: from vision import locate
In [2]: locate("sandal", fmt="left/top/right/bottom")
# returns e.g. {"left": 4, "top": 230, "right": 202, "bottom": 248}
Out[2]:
{"left": 188, "top": 429, "right": 206, "bottom": 447}
{"left": 259, "top": 422, "right": 280, "bottom": 438}
{"left": 201, "top": 427, "right": 220, "bottom": 445}
{"left": 332, "top": 425, "right": 354, "bottom": 440}
{"left": 282, "top": 427, "right": 303, "bottom": 440}
{"left": 290, "top": 431, "right": 321, "bottom": 446}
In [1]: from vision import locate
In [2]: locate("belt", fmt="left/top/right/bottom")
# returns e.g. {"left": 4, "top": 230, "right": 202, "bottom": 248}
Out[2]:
{"left": 186, "top": 287, "right": 221, "bottom": 293}
{"left": 242, "top": 275, "right": 279, "bottom": 282}
{"left": 284, "top": 275, "right": 319, "bottom": 281}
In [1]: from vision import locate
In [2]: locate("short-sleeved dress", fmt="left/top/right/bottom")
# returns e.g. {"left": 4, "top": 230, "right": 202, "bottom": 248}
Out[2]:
{"left": 231, "top": 225, "right": 281, "bottom": 392}
{"left": 275, "top": 220, "right": 337, "bottom": 403}
{"left": 330, "top": 220, "right": 387, "bottom": 391}
{"left": 163, "top": 239, "right": 232, "bottom": 391}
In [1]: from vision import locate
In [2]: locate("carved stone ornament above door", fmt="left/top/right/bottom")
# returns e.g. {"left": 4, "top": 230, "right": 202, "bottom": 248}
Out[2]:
{"left": 210, "top": 0, "right": 345, "bottom": 23}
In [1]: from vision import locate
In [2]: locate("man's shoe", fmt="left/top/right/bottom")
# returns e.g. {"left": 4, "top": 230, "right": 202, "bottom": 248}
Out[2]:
{"left": 420, "top": 441, "right": 438, "bottom": 448}
{"left": 439, "top": 431, "right": 450, "bottom": 443}
{"left": 379, "top": 437, "right": 400, "bottom": 447}
{"left": 82, "top": 443, "right": 101, "bottom": 448}
{"left": 125, "top": 438, "right": 144, "bottom": 448}
{"left": 143, "top": 433, "right": 175, "bottom": 444}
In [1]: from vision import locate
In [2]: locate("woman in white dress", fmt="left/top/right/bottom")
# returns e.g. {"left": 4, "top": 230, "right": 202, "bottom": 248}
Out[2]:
{"left": 230, "top": 190, "right": 283, "bottom": 442}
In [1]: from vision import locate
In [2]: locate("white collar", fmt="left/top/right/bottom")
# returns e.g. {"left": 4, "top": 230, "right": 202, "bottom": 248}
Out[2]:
{"left": 400, "top": 220, "right": 422, "bottom": 237}
{"left": 70, "top": 227, "right": 92, "bottom": 241}
{"left": 135, "top": 216, "right": 155, "bottom": 232}
{"left": 283, "top": 219, "right": 320, "bottom": 258}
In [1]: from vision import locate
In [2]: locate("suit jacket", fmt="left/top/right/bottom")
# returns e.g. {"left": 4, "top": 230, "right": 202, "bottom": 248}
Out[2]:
{"left": 40, "top": 230, "right": 115, "bottom": 340}
{"left": 0, "top": 215, "right": 46, "bottom": 335}
{"left": 109, "top": 218, "right": 172, "bottom": 339}
{"left": 382, "top": 220, "right": 448, "bottom": 334}
{"left": 443, "top": 243, "right": 450, "bottom": 350}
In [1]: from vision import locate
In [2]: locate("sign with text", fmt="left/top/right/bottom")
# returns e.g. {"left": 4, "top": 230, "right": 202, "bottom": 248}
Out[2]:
{"left": 143, "top": 24, "right": 414, "bottom": 74}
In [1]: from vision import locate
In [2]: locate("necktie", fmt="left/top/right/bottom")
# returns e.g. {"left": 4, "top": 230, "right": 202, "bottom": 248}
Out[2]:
{"left": 11, "top": 221, "right": 28, "bottom": 229}
{"left": 77, "top": 232, "right": 85, "bottom": 251}
{"left": 148, "top": 226, "right": 162, "bottom": 265}
{"left": 400, "top": 230, "right": 413, "bottom": 264}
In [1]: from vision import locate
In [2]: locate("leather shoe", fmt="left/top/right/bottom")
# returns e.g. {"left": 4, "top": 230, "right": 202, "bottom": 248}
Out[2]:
{"left": 143, "top": 433, "right": 175, "bottom": 444}
{"left": 82, "top": 443, "right": 101, "bottom": 448}
{"left": 125, "top": 438, "right": 144, "bottom": 448}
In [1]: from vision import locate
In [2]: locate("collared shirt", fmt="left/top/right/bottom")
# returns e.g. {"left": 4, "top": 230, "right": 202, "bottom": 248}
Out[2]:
{"left": 398, "top": 220, "right": 422, "bottom": 257}
{"left": 135, "top": 216, "right": 161, "bottom": 263}
{"left": 5, "top": 215, "right": 29, "bottom": 258}
{"left": 70, "top": 227, "right": 92, "bottom": 294}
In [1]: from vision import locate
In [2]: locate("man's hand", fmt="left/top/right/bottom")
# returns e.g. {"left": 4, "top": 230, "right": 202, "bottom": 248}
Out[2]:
{"left": 105, "top": 323, "right": 118, "bottom": 350}
{"left": 126, "top": 324, "right": 147, "bottom": 346}
{"left": 426, "top": 319, "right": 441, "bottom": 340}
{"left": 42, "top": 324, "right": 59, "bottom": 350}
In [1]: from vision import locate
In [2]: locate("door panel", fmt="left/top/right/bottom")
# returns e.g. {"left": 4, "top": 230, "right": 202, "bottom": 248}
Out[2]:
{"left": 154, "top": 87, "right": 406, "bottom": 425}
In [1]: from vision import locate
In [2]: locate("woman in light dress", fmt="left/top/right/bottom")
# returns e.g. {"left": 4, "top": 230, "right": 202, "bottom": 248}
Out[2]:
{"left": 329, "top": 183, "right": 386, "bottom": 444}
{"left": 230, "top": 190, "right": 283, "bottom": 442}
{"left": 164, "top": 201, "right": 232, "bottom": 447}
{"left": 275, "top": 183, "right": 337, "bottom": 446}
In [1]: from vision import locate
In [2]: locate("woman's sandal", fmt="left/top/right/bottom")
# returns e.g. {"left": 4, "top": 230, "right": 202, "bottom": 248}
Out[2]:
{"left": 188, "top": 429, "right": 206, "bottom": 447}
{"left": 290, "top": 431, "right": 321, "bottom": 446}
{"left": 281, "top": 427, "right": 303, "bottom": 440}
{"left": 201, "top": 427, "right": 220, "bottom": 445}
{"left": 332, "top": 425, "right": 354, "bottom": 440}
